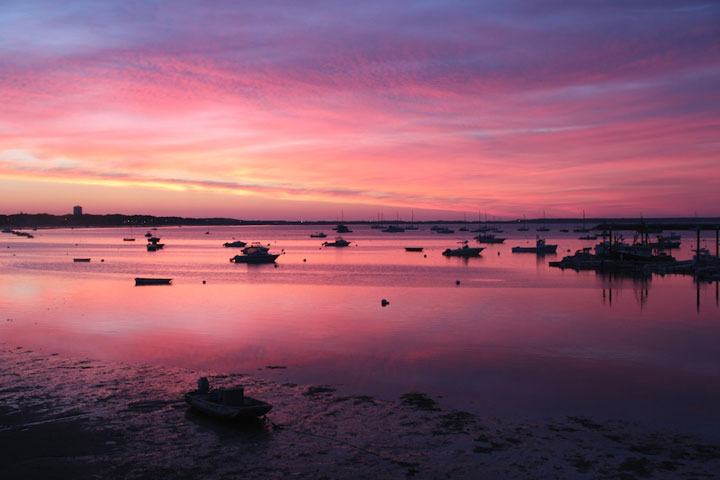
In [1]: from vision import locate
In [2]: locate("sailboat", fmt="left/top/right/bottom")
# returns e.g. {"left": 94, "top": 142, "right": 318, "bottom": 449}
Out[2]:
{"left": 573, "top": 210, "right": 591, "bottom": 233}
{"left": 536, "top": 211, "right": 550, "bottom": 231}
{"left": 123, "top": 226, "right": 136, "bottom": 241}
{"left": 406, "top": 210, "right": 419, "bottom": 230}
{"left": 517, "top": 214, "right": 529, "bottom": 231}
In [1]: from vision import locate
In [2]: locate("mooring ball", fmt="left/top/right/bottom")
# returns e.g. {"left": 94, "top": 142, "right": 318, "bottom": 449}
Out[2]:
{"left": 303, "top": 258, "right": 307, "bottom": 262}
{"left": 202, "top": 280, "right": 206, "bottom": 284}
{"left": 274, "top": 264, "right": 278, "bottom": 268}
{"left": 381, "top": 299, "right": 389, "bottom": 306}
{"left": 456, "top": 280, "right": 460, "bottom": 285}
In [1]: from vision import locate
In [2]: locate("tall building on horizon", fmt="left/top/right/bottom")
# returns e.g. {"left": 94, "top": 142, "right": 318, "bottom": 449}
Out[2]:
{"left": 73, "top": 205, "right": 82, "bottom": 216}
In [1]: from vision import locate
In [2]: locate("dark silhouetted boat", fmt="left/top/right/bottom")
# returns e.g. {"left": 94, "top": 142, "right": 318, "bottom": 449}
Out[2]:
{"left": 512, "top": 237, "right": 557, "bottom": 253}
{"left": 442, "top": 242, "right": 484, "bottom": 257}
{"left": 333, "top": 224, "right": 352, "bottom": 233}
{"left": 323, "top": 237, "right": 351, "bottom": 247}
{"left": 223, "top": 240, "right": 247, "bottom": 248}
{"left": 185, "top": 378, "right": 272, "bottom": 419}
{"left": 382, "top": 225, "right": 405, "bottom": 233}
{"left": 475, "top": 234, "right": 505, "bottom": 244}
{"left": 73, "top": 258, "right": 91, "bottom": 262}
{"left": 435, "top": 227, "right": 455, "bottom": 234}
{"left": 405, "top": 247, "right": 424, "bottom": 252}
{"left": 135, "top": 278, "right": 172, "bottom": 285}
{"left": 310, "top": 232, "right": 327, "bottom": 238}
{"left": 230, "top": 242, "right": 278, "bottom": 263}
{"left": 123, "top": 238, "right": 136, "bottom": 241}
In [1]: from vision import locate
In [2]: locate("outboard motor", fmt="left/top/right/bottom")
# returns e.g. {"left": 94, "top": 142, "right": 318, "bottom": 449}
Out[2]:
{"left": 197, "top": 377, "right": 210, "bottom": 394}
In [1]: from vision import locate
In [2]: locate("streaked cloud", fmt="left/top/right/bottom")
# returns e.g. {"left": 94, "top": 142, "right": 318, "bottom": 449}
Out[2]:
{"left": 0, "top": 0, "right": 718, "bottom": 218}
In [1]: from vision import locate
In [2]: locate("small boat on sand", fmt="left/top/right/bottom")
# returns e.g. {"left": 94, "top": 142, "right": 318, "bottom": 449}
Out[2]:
{"left": 135, "top": 278, "right": 172, "bottom": 286}
{"left": 185, "top": 378, "right": 272, "bottom": 419}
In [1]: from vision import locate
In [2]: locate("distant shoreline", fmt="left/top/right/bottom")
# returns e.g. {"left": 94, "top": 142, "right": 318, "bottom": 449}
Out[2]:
{"left": 1, "top": 212, "right": 719, "bottom": 231}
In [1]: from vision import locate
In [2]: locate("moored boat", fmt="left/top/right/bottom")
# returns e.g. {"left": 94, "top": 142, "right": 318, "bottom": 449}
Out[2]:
{"left": 185, "top": 378, "right": 272, "bottom": 419}
{"left": 230, "top": 242, "right": 279, "bottom": 263}
{"left": 512, "top": 237, "right": 558, "bottom": 253}
{"left": 310, "top": 232, "right": 327, "bottom": 238}
{"left": 223, "top": 240, "right": 247, "bottom": 248}
{"left": 405, "top": 247, "right": 424, "bottom": 252}
{"left": 323, "top": 237, "right": 351, "bottom": 247}
{"left": 475, "top": 233, "right": 505, "bottom": 244}
{"left": 442, "top": 242, "right": 484, "bottom": 257}
{"left": 73, "top": 258, "right": 91, "bottom": 262}
{"left": 135, "top": 277, "right": 172, "bottom": 285}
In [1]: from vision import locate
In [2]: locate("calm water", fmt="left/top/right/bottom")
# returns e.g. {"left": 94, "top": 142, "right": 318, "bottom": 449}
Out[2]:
{"left": 2, "top": 225, "right": 719, "bottom": 436}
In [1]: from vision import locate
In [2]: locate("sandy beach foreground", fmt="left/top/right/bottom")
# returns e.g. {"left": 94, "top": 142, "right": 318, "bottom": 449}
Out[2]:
{"left": 1, "top": 346, "right": 718, "bottom": 479}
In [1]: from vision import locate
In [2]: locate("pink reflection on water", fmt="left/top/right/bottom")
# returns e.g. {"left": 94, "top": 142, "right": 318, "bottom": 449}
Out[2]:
{"left": 1, "top": 226, "right": 720, "bottom": 435}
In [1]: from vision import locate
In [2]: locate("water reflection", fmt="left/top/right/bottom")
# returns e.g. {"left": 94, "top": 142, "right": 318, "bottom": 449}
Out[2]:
{"left": 1, "top": 225, "right": 719, "bottom": 436}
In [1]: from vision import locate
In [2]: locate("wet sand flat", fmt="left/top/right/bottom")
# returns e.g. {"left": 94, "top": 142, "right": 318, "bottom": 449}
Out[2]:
{"left": 1, "top": 346, "right": 719, "bottom": 479}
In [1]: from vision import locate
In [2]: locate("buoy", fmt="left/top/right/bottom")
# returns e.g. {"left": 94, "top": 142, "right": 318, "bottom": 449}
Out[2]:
{"left": 381, "top": 299, "right": 389, "bottom": 307}
{"left": 101, "top": 259, "right": 104, "bottom": 262}
{"left": 303, "top": 258, "right": 307, "bottom": 262}
{"left": 202, "top": 280, "right": 206, "bottom": 284}
{"left": 456, "top": 280, "right": 460, "bottom": 285}
{"left": 274, "top": 264, "right": 278, "bottom": 268}
{"left": 497, "top": 252, "right": 500, "bottom": 255}
{"left": 423, "top": 254, "right": 427, "bottom": 258}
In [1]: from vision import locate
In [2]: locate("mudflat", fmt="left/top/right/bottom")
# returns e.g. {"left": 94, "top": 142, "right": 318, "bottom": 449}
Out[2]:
{"left": 1, "top": 346, "right": 718, "bottom": 479}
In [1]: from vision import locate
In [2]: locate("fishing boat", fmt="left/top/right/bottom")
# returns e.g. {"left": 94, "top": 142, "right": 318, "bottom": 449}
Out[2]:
{"left": 405, "top": 247, "right": 424, "bottom": 252}
{"left": 185, "top": 378, "right": 272, "bottom": 419}
{"left": 134, "top": 278, "right": 172, "bottom": 286}
{"left": 442, "top": 242, "right": 484, "bottom": 257}
{"left": 323, "top": 237, "right": 351, "bottom": 247}
{"left": 512, "top": 237, "right": 558, "bottom": 253}
{"left": 223, "top": 240, "right": 247, "bottom": 248}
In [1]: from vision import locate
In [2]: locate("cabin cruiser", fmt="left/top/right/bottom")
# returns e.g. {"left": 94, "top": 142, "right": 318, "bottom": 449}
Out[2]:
{"left": 223, "top": 240, "right": 247, "bottom": 248}
{"left": 323, "top": 237, "right": 351, "bottom": 247}
{"left": 442, "top": 241, "right": 484, "bottom": 257}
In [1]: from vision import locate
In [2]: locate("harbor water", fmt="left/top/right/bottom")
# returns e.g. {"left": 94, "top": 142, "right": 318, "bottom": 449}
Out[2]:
{"left": 1, "top": 225, "right": 719, "bottom": 437}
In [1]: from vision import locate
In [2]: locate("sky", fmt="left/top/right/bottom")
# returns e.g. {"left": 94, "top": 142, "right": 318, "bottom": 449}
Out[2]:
{"left": 1, "top": 0, "right": 718, "bottom": 220}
